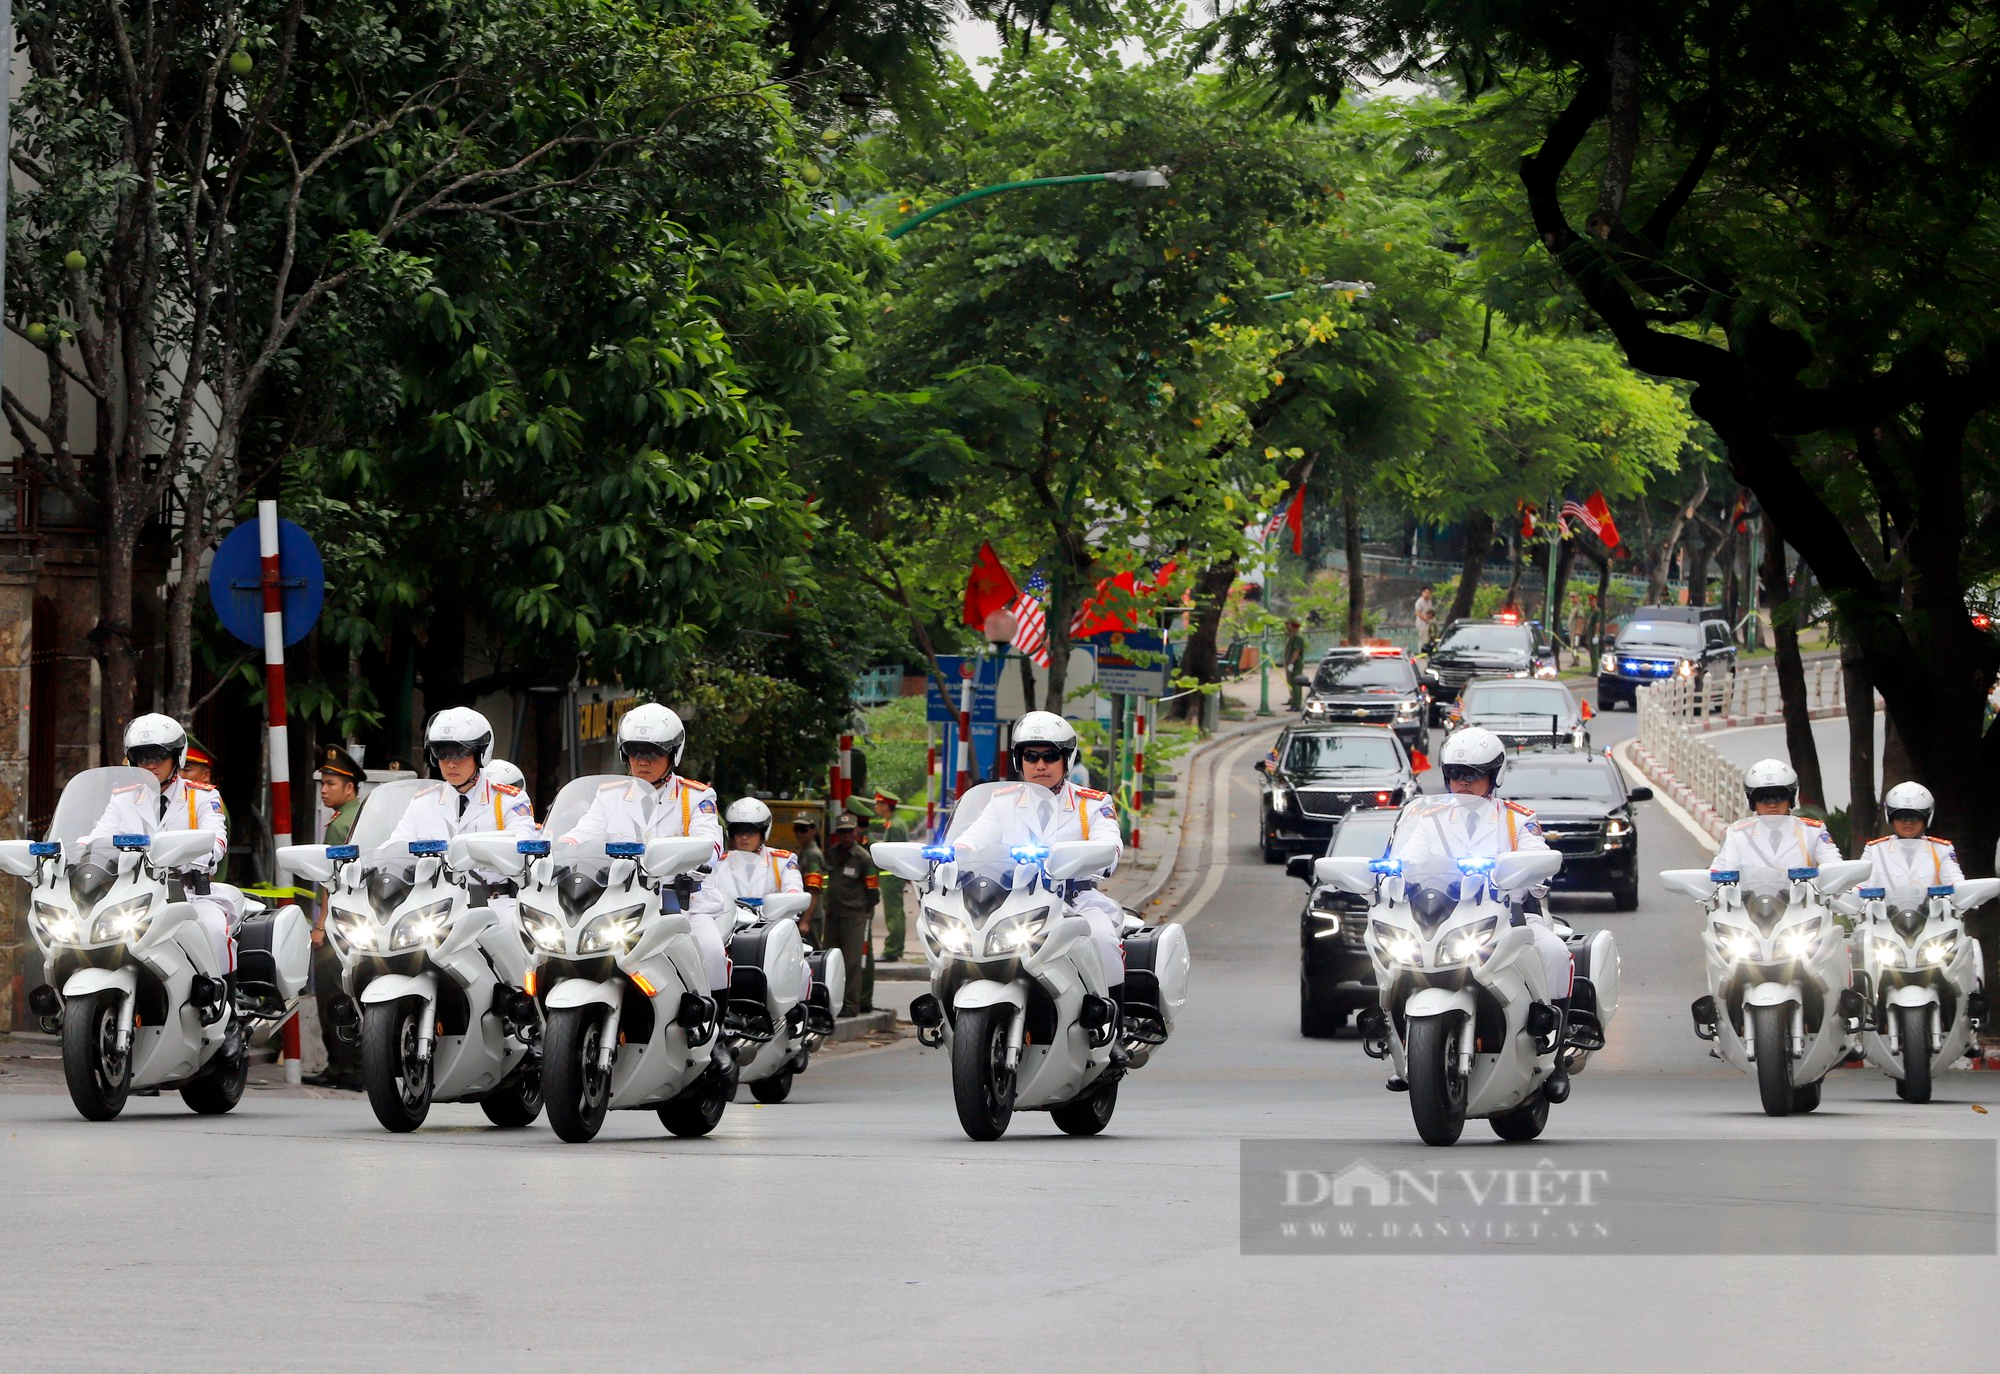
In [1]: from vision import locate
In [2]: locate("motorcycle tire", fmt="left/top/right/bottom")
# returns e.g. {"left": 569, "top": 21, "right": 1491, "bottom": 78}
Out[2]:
{"left": 1406, "top": 1014, "right": 1467, "bottom": 1146}
{"left": 61, "top": 990, "right": 132, "bottom": 1122}
{"left": 181, "top": 1039, "right": 248, "bottom": 1116}
{"left": 1750, "top": 1003, "right": 1793, "bottom": 1117}
{"left": 658, "top": 1049, "right": 735, "bottom": 1138}
{"left": 362, "top": 999, "right": 435, "bottom": 1133}
{"left": 1897, "top": 1003, "right": 1933, "bottom": 1104}
{"left": 479, "top": 1061, "right": 545, "bottom": 1128}
{"left": 750, "top": 1069, "right": 794, "bottom": 1104}
{"left": 1791, "top": 1078, "right": 1823, "bottom": 1113}
{"left": 1050, "top": 1078, "right": 1118, "bottom": 1137}
{"left": 951, "top": 1004, "right": 1017, "bottom": 1141}
{"left": 543, "top": 1006, "right": 611, "bottom": 1143}
{"left": 1300, "top": 980, "right": 1346, "bottom": 1039}
{"left": 1488, "top": 1087, "right": 1549, "bottom": 1141}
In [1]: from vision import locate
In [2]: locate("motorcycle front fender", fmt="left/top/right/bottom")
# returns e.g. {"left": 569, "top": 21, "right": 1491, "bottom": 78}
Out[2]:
{"left": 61, "top": 965, "right": 138, "bottom": 1004}
{"left": 1885, "top": 984, "right": 1941, "bottom": 1010}
{"left": 360, "top": 970, "right": 439, "bottom": 1007}
{"left": 1741, "top": 981, "right": 1802, "bottom": 1009}
{"left": 1403, "top": 986, "right": 1476, "bottom": 1022}
{"left": 546, "top": 978, "right": 624, "bottom": 1012}
{"left": 953, "top": 980, "right": 1028, "bottom": 1014}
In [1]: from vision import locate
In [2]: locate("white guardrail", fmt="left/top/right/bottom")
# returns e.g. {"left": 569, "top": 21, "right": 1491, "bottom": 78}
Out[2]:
{"left": 1629, "top": 659, "right": 1853, "bottom": 840}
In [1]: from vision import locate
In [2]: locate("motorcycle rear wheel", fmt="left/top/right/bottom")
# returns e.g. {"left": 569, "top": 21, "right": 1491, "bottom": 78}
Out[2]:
{"left": 1406, "top": 1015, "right": 1467, "bottom": 1146}
{"left": 1896, "top": 1003, "right": 1933, "bottom": 1104}
{"left": 1489, "top": 1086, "right": 1549, "bottom": 1141}
{"left": 951, "top": 1005, "right": 1017, "bottom": 1141}
{"left": 61, "top": 990, "right": 132, "bottom": 1122}
{"left": 1051, "top": 1077, "right": 1118, "bottom": 1136}
{"left": 181, "top": 1037, "right": 248, "bottom": 1115}
{"left": 543, "top": 1006, "right": 611, "bottom": 1143}
{"left": 362, "top": 1000, "right": 435, "bottom": 1133}
{"left": 1750, "top": 1004, "right": 1793, "bottom": 1117}
{"left": 1791, "top": 1078, "right": 1823, "bottom": 1113}
{"left": 749, "top": 1069, "right": 794, "bottom": 1104}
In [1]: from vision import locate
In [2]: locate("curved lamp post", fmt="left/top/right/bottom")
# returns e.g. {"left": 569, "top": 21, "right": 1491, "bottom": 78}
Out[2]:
{"left": 887, "top": 168, "right": 1170, "bottom": 240}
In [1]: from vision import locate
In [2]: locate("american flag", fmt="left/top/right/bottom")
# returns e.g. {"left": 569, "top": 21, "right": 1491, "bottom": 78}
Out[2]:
{"left": 1010, "top": 572, "right": 1050, "bottom": 668}
{"left": 1559, "top": 498, "right": 1597, "bottom": 538}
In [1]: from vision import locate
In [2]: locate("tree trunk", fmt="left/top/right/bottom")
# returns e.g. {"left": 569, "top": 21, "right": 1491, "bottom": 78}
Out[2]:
{"left": 94, "top": 524, "right": 140, "bottom": 760}
{"left": 1842, "top": 637, "right": 1878, "bottom": 848}
{"left": 1170, "top": 558, "right": 1238, "bottom": 722}
{"left": 1881, "top": 712, "right": 1913, "bottom": 802}
{"left": 1761, "top": 514, "right": 1826, "bottom": 810}
{"left": 1016, "top": 650, "right": 1038, "bottom": 715}
{"left": 1503, "top": 524, "right": 1524, "bottom": 608}
{"left": 1646, "top": 471, "right": 1708, "bottom": 604}
{"left": 1342, "top": 472, "right": 1364, "bottom": 646}
{"left": 1548, "top": 538, "right": 1578, "bottom": 666}
{"left": 1445, "top": 511, "right": 1495, "bottom": 625}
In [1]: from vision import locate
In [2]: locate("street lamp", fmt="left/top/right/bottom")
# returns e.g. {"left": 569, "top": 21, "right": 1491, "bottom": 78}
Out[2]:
{"left": 887, "top": 168, "right": 1171, "bottom": 240}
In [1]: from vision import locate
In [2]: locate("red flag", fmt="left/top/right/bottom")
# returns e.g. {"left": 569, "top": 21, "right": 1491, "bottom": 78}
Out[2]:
{"left": 962, "top": 542, "right": 1019, "bottom": 628}
{"left": 1519, "top": 503, "right": 1536, "bottom": 540}
{"left": 1070, "top": 562, "right": 1179, "bottom": 639}
{"left": 1283, "top": 487, "right": 1306, "bottom": 555}
{"left": 1585, "top": 492, "right": 1620, "bottom": 549}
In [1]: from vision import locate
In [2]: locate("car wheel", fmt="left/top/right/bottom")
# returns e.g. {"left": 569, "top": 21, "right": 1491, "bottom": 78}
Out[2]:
{"left": 1611, "top": 870, "right": 1640, "bottom": 912}
{"left": 1300, "top": 979, "right": 1346, "bottom": 1039}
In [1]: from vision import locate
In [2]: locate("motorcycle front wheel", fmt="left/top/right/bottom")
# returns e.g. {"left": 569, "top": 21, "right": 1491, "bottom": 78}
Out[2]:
{"left": 1896, "top": 1003, "right": 1933, "bottom": 1104}
{"left": 362, "top": 1000, "right": 435, "bottom": 1133}
{"left": 479, "top": 1058, "right": 545, "bottom": 1128}
{"left": 181, "top": 1036, "right": 248, "bottom": 1115}
{"left": 1750, "top": 1003, "right": 1794, "bottom": 1117}
{"left": 61, "top": 990, "right": 132, "bottom": 1121}
{"left": 1406, "top": 1015, "right": 1467, "bottom": 1146}
{"left": 951, "top": 1005, "right": 1017, "bottom": 1141}
{"left": 543, "top": 1006, "right": 611, "bottom": 1143}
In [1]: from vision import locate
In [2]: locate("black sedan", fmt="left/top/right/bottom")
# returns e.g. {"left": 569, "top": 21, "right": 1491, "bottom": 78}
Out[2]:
{"left": 1301, "top": 646, "right": 1429, "bottom": 754}
{"left": 1290, "top": 806, "right": 1401, "bottom": 1037}
{"left": 1497, "top": 751, "right": 1652, "bottom": 910}
{"left": 1256, "top": 726, "right": 1418, "bottom": 863}
{"left": 1419, "top": 616, "right": 1558, "bottom": 723}
{"left": 1445, "top": 678, "right": 1590, "bottom": 751}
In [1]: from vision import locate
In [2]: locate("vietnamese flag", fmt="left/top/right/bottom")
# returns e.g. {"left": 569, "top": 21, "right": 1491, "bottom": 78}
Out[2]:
{"left": 1586, "top": 491, "right": 1620, "bottom": 550}
{"left": 962, "top": 541, "right": 1019, "bottom": 628}
{"left": 1283, "top": 486, "right": 1306, "bottom": 555}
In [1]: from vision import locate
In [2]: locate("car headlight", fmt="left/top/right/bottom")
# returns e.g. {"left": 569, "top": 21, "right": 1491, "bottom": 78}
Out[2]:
{"left": 1395, "top": 699, "right": 1421, "bottom": 718}
{"left": 1372, "top": 924, "right": 1423, "bottom": 967}
{"left": 1923, "top": 937, "right": 1957, "bottom": 966}
{"left": 1443, "top": 917, "right": 1500, "bottom": 964}
{"left": 1534, "top": 663, "right": 1559, "bottom": 680}
{"left": 1508, "top": 669, "right": 1530, "bottom": 679}
{"left": 329, "top": 908, "right": 378, "bottom": 952}
{"left": 32, "top": 900, "right": 83, "bottom": 946}
{"left": 390, "top": 899, "right": 457, "bottom": 951}
{"left": 519, "top": 904, "right": 565, "bottom": 952}
{"left": 1605, "top": 817, "right": 1632, "bottom": 838}
{"left": 1601, "top": 652, "right": 1618, "bottom": 674}
{"left": 1304, "top": 700, "right": 1326, "bottom": 716}
{"left": 1713, "top": 924, "right": 1757, "bottom": 962}
{"left": 1268, "top": 785, "right": 1291, "bottom": 812}
{"left": 578, "top": 906, "right": 645, "bottom": 954}
{"left": 984, "top": 911, "right": 1050, "bottom": 957}
{"left": 90, "top": 895, "right": 155, "bottom": 944}
{"left": 1677, "top": 659, "right": 1696, "bottom": 678}
{"left": 921, "top": 908, "right": 975, "bottom": 958}
{"left": 1873, "top": 937, "right": 1907, "bottom": 969}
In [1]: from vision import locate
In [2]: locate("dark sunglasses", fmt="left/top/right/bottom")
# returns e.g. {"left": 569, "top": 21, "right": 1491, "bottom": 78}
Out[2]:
{"left": 1017, "top": 746, "right": 1066, "bottom": 764}
{"left": 127, "top": 745, "right": 177, "bottom": 766}
{"left": 1440, "top": 764, "right": 1489, "bottom": 783}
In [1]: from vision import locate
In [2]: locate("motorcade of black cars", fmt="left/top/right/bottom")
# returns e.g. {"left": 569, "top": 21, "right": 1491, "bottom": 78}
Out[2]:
{"left": 1418, "top": 614, "right": 1558, "bottom": 724}
{"left": 1256, "top": 725, "right": 1418, "bottom": 863}
{"left": 1444, "top": 678, "right": 1591, "bottom": 751}
{"left": 1288, "top": 806, "right": 1401, "bottom": 1037}
{"left": 1496, "top": 751, "right": 1652, "bottom": 910}
{"left": 1301, "top": 645, "right": 1428, "bottom": 754}
{"left": 1596, "top": 607, "right": 1737, "bottom": 711}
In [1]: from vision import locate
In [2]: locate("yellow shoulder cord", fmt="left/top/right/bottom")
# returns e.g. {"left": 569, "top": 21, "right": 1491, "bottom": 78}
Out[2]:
{"left": 769, "top": 851, "right": 781, "bottom": 886}
{"left": 1505, "top": 804, "right": 1517, "bottom": 851}
{"left": 1799, "top": 825, "right": 1812, "bottom": 866}
{"left": 186, "top": 786, "right": 198, "bottom": 830}
{"left": 493, "top": 788, "right": 504, "bottom": 830}
{"left": 1080, "top": 789, "right": 1090, "bottom": 842}
{"left": 681, "top": 784, "right": 691, "bottom": 836}
{"left": 1933, "top": 843, "right": 1942, "bottom": 885}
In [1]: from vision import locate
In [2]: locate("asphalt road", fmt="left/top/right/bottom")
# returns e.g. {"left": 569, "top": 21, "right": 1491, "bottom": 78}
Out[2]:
{"left": 2, "top": 702, "right": 1994, "bottom": 1372}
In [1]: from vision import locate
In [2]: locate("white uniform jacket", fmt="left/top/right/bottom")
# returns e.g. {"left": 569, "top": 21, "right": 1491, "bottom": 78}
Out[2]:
{"left": 553, "top": 775, "right": 725, "bottom": 865}
{"left": 706, "top": 846, "right": 806, "bottom": 903}
{"left": 1708, "top": 814, "right": 1843, "bottom": 875}
{"left": 81, "top": 776, "right": 227, "bottom": 872}
{"left": 953, "top": 781, "right": 1123, "bottom": 868}
{"left": 1389, "top": 795, "right": 1550, "bottom": 873}
{"left": 385, "top": 774, "right": 537, "bottom": 880}
{"left": 1863, "top": 834, "right": 1965, "bottom": 892}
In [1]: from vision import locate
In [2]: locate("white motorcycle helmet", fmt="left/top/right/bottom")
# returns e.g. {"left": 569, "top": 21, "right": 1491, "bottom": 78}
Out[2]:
{"left": 1011, "top": 710, "right": 1079, "bottom": 773}
{"left": 425, "top": 706, "right": 494, "bottom": 770}
{"left": 1742, "top": 757, "right": 1799, "bottom": 809}
{"left": 485, "top": 759, "right": 525, "bottom": 790}
{"left": 1438, "top": 726, "right": 1507, "bottom": 791}
{"left": 124, "top": 712, "right": 189, "bottom": 771}
{"left": 617, "top": 703, "right": 686, "bottom": 768}
{"left": 725, "top": 797, "right": 773, "bottom": 844}
{"left": 1882, "top": 780, "right": 1935, "bottom": 828}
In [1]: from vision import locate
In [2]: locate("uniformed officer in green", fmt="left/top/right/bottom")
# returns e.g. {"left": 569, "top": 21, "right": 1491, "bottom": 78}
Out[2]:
{"left": 303, "top": 744, "right": 364, "bottom": 1089}
{"left": 791, "top": 814, "right": 826, "bottom": 940}
{"left": 870, "top": 791, "right": 910, "bottom": 964}
{"left": 179, "top": 737, "right": 230, "bottom": 881}
{"left": 822, "top": 811, "right": 878, "bottom": 1017}
{"left": 1283, "top": 618, "right": 1309, "bottom": 712}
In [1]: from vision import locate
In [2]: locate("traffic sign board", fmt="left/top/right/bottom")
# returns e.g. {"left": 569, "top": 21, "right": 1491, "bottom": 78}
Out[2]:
{"left": 207, "top": 517, "right": 325, "bottom": 647}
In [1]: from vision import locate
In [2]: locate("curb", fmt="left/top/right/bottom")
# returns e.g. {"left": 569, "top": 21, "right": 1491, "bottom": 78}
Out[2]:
{"left": 1125, "top": 714, "right": 1274, "bottom": 918}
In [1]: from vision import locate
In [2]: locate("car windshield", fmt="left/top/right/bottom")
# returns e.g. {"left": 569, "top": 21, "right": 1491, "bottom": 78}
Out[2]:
{"left": 1285, "top": 734, "right": 1400, "bottom": 773}
{"left": 1313, "top": 656, "right": 1415, "bottom": 691}
{"left": 1328, "top": 810, "right": 1400, "bottom": 858}
{"left": 49, "top": 766, "right": 160, "bottom": 846}
{"left": 1461, "top": 686, "right": 1578, "bottom": 723}
{"left": 1617, "top": 621, "right": 1702, "bottom": 650}
{"left": 1502, "top": 763, "right": 1622, "bottom": 801}
{"left": 1435, "top": 625, "right": 1531, "bottom": 654}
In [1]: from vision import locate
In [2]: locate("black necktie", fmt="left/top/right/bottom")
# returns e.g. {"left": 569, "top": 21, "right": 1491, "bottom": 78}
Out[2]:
{"left": 458, "top": 792, "right": 469, "bottom": 819}
{"left": 160, "top": 791, "right": 172, "bottom": 822}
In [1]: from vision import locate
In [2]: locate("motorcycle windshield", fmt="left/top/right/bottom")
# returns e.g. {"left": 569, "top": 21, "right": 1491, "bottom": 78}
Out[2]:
{"left": 942, "top": 782, "right": 1023, "bottom": 844}
{"left": 48, "top": 766, "right": 161, "bottom": 849}
{"left": 1734, "top": 865, "right": 1793, "bottom": 898}
{"left": 540, "top": 774, "right": 634, "bottom": 843}
{"left": 348, "top": 778, "right": 430, "bottom": 852}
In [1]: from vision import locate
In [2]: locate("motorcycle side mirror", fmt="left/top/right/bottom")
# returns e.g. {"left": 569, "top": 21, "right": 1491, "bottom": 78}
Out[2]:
{"left": 1254, "top": 760, "right": 1269, "bottom": 774}
{"left": 1490, "top": 849, "right": 1562, "bottom": 891}
{"left": 148, "top": 829, "right": 219, "bottom": 871}
{"left": 641, "top": 836, "right": 717, "bottom": 880}
{"left": 277, "top": 844, "right": 339, "bottom": 884}
{"left": 871, "top": 841, "right": 936, "bottom": 882}
{"left": 0, "top": 840, "right": 40, "bottom": 878}
{"left": 1659, "top": 868, "right": 1717, "bottom": 902}
{"left": 449, "top": 834, "right": 529, "bottom": 878}
{"left": 1814, "top": 859, "right": 1874, "bottom": 898}
{"left": 760, "top": 892, "right": 811, "bottom": 922}
{"left": 1952, "top": 877, "right": 2000, "bottom": 911}
{"left": 1285, "top": 853, "right": 1315, "bottom": 884}
{"left": 1045, "top": 841, "right": 1120, "bottom": 881}
{"left": 1313, "top": 856, "right": 1377, "bottom": 895}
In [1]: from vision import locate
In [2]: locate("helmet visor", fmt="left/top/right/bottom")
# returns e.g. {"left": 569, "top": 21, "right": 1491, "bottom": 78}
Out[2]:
{"left": 1886, "top": 808, "right": 1928, "bottom": 824}
{"left": 1746, "top": 785, "right": 1794, "bottom": 807}
{"left": 620, "top": 741, "right": 672, "bottom": 761}
{"left": 1440, "top": 763, "right": 1495, "bottom": 786}
{"left": 127, "top": 744, "right": 178, "bottom": 767}
{"left": 428, "top": 741, "right": 479, "bottom": 761}
{"left": 1016, "top": 745, "right": 1068, "bottom": 765}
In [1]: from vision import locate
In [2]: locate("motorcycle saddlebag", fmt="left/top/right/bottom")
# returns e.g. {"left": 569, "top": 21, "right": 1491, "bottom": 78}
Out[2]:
{"left": 236, "top": 904, "right": 311, "bottom": 1011}
{"left": 1563, "top": 927, "right": 1619, "bottom": 1027}
{"left": 805, "top": 949, "right": 844, "bottom": 1035}
{"left": 728, "top": 928, "right": 775, "bottom": 1035}
{"left": 1121, "top": 922, "right": 1191, "bottom": 1039}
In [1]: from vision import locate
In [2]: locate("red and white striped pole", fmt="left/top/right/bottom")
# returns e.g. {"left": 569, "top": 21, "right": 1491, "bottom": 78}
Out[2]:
{"left": 837, "top": 733, "right": 853, "bottom": 806}
{"left": 956, "top": 661, "right": 974, "bottom": 798}
{"left": 1131, "top": 700, "right": 1148, "bottom": 849}
{"left": 257, "top": 499, "right": 301, "bottom": 1082}
{"left": 925, "top": 742, "right": 938, "bottom": 833}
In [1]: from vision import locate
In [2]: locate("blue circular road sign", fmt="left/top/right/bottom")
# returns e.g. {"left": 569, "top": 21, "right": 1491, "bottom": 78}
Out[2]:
{"left": 207, "top": 518, "right": 325, "bottom": 648}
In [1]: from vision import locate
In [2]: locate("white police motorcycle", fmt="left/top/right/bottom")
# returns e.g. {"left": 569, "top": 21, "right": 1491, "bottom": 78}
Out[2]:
{"left": 1325, "top": 820, "right": 1618, "bottom": 1146}
{"left": 1667, "top": 860, "right": 1873, "bottom": 1116}
{"left": 1850, "top": 877, "right": 1995, "bottom": 1103}
{"left": 877, "top": 782, "right": 1191, "bottom": 1142}
{"left": 0, "top": 767, "right": 309, "bottom": 1121}
{"left": 724, "top": 891, "right": 833, "bottom": 1104}
{"left": 280, "top": 778, "right": 543, "bottom": 1133}
{"left": 517, "top": 775, "right": 734, "bottom": 1143}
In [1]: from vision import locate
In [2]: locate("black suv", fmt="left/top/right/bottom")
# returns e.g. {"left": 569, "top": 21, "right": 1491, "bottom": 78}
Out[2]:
{"left": 1301, "top": 646, "right": 1428, "bottom": 754}
{"left": 1256, "top": 725, "right": 1417, "bottom": 862}
{"left": 1289, "top": 806, "right": 1401, "bottom": 1037}
{"left": 1497, "top": 751, "right": 1652, "bottom": 910}
{"left": 1596, "top": 606, "right": 1736, "bottom": 710}
{"left": 1420, "top": 617, "right": 1557, "bottom": 724}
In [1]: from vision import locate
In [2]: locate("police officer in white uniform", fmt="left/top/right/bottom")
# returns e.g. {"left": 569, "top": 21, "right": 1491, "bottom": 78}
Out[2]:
{"left": 1863, "top": 782, "right": 1965, "bottom": 891}
{"left": 554, "top": 704, "right": 732, "bottom": 1050}
{"left": 1709, "top": 758, "right": 1843, "bottom": 874}
{"left": 1387, "top": 727, "right": 1577, "bottom": 1100}
{"left": 952, "top": 712, "right": 1127, "bottom": 997}
{"left": 81, "top": 715, "right": 232, "bottom": 979}
{"left": 385, "top": 708, "right": 539, "bottom": 992}
{"left": 705, "top": 797, "right": 812, "bottom": 1003}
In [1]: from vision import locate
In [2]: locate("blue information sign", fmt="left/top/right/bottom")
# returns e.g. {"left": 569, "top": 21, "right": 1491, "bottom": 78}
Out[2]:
{"left": 207, "top": 518, "right": 325, "bottom": 648}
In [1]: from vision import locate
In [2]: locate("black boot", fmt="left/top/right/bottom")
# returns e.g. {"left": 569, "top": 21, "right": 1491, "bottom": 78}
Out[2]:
{"left": 1543, "top": 997, "right": 1572, "bottom": 1104}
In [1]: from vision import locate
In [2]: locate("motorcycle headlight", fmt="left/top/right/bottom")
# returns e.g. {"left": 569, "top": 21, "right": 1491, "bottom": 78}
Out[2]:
{"left": 1443, "top": 917, "right": 1500, "bottom": 964}
{"left": 1600, "top": 652, "right": 1618, "bottom": 674}
{"left": 1873, "top": 937, "right": 1907, "bottom": 969}
{"left": 90, "top": 895, "right": 155, "bottom": 944}
{"left": 578, "top": 906, "right": 645, "bottom": 954}
{"left": 1779, "top": 924, "right": 1823, "bottom": 959}
{"left": 390, "top": 899, "right": 456, "bottom": 951}
{"left": 984, "top": 911, "right": 1050, "bottom": 957}
{"left": 1712, "top": 924, "right": 1757, "bottom": 962}
{"left": 1923, "top": 937, "right": 1957, "bottom": 966}
{"left": 520, "top": 904, "right": 565, "bottom": 952}
{"left": 329, "top": 908, "right": 378, "bottom": 952}
{"left": 921, "top": 908, "right": 975, "bottom": 958}
{"left": 1372, "top": 924, "right": 1423, "bottom": 967}
{"left": 32, "top": 900, "right": 83, "bottom": 946}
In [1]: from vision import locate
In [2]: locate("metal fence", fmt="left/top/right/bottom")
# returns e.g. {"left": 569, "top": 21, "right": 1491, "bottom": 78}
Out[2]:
{"left": 1633, "top": 660, "right": 1848, "bottom": 832}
